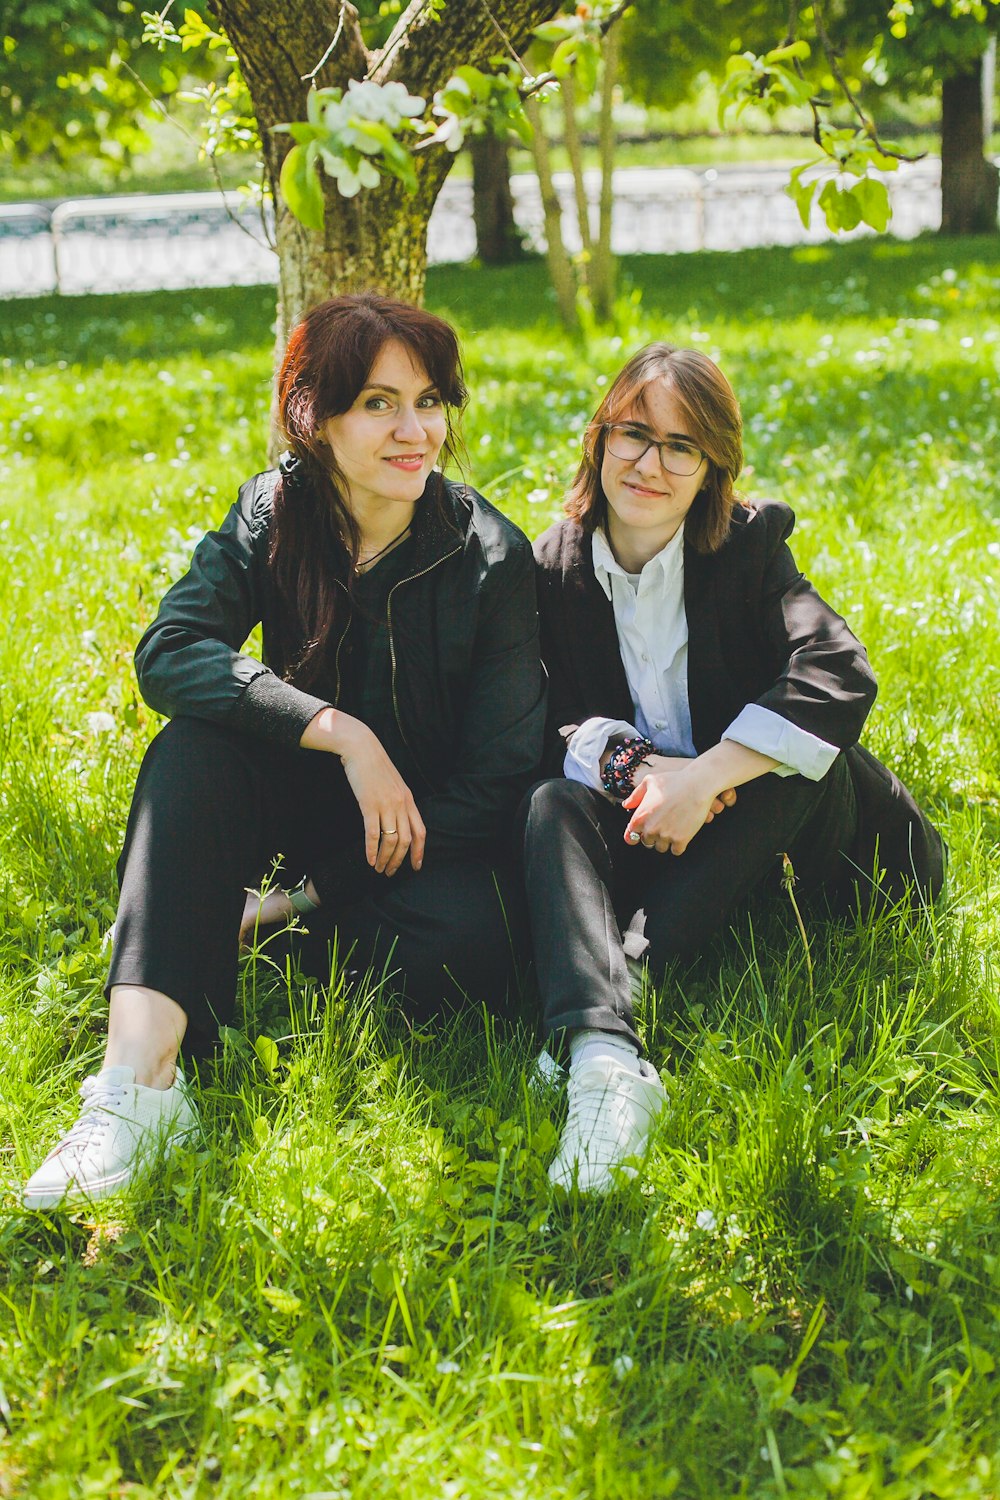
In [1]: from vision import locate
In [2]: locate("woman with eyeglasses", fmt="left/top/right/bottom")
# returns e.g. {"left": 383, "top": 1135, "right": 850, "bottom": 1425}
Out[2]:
{"left": 522, "top": 343, "right": 945, "bottom": 1193}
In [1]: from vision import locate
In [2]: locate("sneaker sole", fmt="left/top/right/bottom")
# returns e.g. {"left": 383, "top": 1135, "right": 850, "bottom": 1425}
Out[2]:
{"left": 548, "top": 1157, "right": 640, "bottom": 1194}
{"left": 22, "top": 1125, "right": 199, "bottom": 1211}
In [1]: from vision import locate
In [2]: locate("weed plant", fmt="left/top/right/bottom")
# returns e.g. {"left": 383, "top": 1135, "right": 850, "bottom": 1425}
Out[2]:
{"left": 1, "top": 237, "right": 999, "bottom": 1497}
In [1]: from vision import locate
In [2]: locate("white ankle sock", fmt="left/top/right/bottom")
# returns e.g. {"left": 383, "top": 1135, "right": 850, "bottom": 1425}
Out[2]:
{"left": 569, "top": 1029, "right": 642, "bottom": 1075}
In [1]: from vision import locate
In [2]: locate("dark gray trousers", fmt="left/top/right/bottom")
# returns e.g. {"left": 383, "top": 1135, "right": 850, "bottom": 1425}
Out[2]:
{"left": 520, "top": 759, "right": 858, "bottom": 1055}
{"left": 108, "top": 717, "right": 527, "bottom": 1052}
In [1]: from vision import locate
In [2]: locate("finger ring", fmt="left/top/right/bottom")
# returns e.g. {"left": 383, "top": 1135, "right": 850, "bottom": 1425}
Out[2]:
{"left": 380, "top": 827, "right": 397, "bottom": 837}
{"left": 627, "top": 830, "right": 641, "bottom": 844}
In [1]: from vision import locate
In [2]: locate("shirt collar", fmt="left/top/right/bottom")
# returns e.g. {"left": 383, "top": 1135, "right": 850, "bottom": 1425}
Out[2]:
{"left": 591, "top": 523, "right": 685, "bottom": 599}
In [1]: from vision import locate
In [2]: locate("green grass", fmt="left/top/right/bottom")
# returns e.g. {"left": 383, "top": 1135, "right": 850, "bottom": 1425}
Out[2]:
{"left": 2, "top": 237, "right": 1000, "bottom": 1497}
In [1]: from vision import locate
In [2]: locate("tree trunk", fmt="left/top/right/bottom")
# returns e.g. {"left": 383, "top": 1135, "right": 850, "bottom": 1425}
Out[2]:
{"left": 524, "top": 92, "right": 579, "bottom": 329}
{"left": 591, "top": 23, "right": 619, "bottom": 323}
{"left": 209, "top": 0, "right": 565, "bottom": 342}
{"left": 272, "top": 158, "right": 454, "bottom": 358}
{"left": 561, "top": 72, "right": 593, "bottom": 277}
{"left": 940, "top": 60, "right": 999, "bottom": 236}
{"left": 469, "top": 132, "right": 522, "bottom": 264}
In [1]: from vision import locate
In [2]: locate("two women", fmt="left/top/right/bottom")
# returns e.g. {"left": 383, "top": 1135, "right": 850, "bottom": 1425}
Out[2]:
{"left": 522, "top": 343, "right": 944, "bottom": 1193}
{"left": 24, "top": 303, "right": 943, "bottom": 1211}
{"left": 24, "top": 293, "right": 545, "bottom": 1210}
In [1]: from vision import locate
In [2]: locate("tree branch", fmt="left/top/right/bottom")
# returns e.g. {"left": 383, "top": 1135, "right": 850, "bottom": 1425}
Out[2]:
{"left": 812, "top": 0, "right": 922, "bottom": 162}
{"left": 514, "top": 0, "right": 633, "bottom": 100}
{"left": 302, "top": 0, "right": 349, "bottom": 81}
{"left": 368, "top": 0, "right": 565, "bottom": 98}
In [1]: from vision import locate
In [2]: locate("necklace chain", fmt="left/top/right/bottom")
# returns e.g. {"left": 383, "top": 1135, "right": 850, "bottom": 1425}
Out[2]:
{"left": 357, "top": 522, "right": 412, "bottom": 572}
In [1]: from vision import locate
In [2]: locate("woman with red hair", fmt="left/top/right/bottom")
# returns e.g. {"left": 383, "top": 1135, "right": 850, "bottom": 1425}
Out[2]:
{"left": 523, "top": 343, "right": 944, "bottom": 1194}
{"left": 25, "top": 293, "right": 545, "bottom": 1211}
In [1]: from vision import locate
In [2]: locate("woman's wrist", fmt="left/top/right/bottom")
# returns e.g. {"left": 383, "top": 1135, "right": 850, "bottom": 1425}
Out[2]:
{"left": 692, "top": 741, "right": 778, "bottom": 799}
{"left": 300, "top": 706, "right": 370, "bottom": 759}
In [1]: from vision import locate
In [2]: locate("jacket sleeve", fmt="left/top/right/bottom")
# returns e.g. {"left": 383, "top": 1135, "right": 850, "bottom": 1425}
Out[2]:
{"left": 134, "top": 478, "right": 330, "bottom": 746}
{"left": 418, "top": 536, "right": 546, "bottom": 856}
{"left": 750, "top": 504, "right": 877, "bottom": 750}
{"left": 535, "top": 564, "right": 592, "bottom": 776}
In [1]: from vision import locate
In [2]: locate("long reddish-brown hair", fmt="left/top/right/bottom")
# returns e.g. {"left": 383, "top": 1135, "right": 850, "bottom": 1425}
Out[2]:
{"left": 565, "top": 343, "right": 747, "bottom": 554}
{"left": 269, "top": 292, "right": 467, "bottom": 689}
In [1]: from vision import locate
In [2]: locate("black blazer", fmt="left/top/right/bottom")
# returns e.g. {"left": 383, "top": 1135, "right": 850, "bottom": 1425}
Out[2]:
{"left": 534, "top": 500, "right": 945, "bottom": 910}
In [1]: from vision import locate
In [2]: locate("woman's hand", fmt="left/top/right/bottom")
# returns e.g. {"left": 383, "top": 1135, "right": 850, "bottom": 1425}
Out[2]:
{"left": 624, "top": 742, "right": 778, "bottom": 854}
{"left": 300, "top": 707, "right": 425, "bottom": 876}
{"left": 633, "top": 754, "right": 737, "bottom": 827}
{"left": 622, "top": 761, "right": 726, "bottom": 855}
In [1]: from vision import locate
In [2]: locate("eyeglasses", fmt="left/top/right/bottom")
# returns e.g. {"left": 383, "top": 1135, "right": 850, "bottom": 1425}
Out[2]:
{"left": 604, "top": 423, "right": 705, "bottom": 478}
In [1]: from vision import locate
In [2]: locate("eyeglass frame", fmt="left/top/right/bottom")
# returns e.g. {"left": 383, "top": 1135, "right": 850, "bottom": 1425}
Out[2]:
{"left": 602, "top": 421, "right": 707, "bottom": 478}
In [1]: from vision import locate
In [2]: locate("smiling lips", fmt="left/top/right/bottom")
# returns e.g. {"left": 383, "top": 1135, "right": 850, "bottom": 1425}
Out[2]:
{"left": 625, "top": 478, "right": 670, "bottom": 497}
{"left": 385, "top": 454, "right": 426, "bottom": 470}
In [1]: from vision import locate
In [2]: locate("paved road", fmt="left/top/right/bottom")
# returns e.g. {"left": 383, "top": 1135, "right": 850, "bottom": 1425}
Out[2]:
{"left": 0, "top": 160, "right": 944, "bottom": 299}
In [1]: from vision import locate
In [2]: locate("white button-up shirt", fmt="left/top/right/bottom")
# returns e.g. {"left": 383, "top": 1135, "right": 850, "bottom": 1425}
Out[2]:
{"left": 563, "top": 526, "right": 839, "bottom": 791}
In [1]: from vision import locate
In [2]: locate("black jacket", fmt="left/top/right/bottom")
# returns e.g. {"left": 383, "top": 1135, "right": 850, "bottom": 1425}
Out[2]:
{"left": 135, "top": 470, "right": 547, "bottom": 857}
{"left": 534, "top": 500, "right": 945, "bottom": 908}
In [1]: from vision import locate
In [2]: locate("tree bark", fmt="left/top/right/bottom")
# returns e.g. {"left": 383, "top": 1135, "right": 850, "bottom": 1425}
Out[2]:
{"left": 469, "top": 132, "right": 523, "bottom": 264}
{"left": 208, "top": 0, "right": 565, "bottom": 344}
{"left": 561, "top": 71, "right": 593, "bottom": 276}
{"left": 940, "top": 60, "right": 999, "bottom": 236}
{"left": 591, "top": 23, "right": 619, "bottom": 323}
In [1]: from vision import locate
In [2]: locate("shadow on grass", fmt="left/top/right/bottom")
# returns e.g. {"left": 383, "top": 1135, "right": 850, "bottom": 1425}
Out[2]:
{"left": 0, "top": 283, "right": 277, "bottom": 367}
{"left": 431, "top": 234, "right": 1000, "bottom": 332}
{"left": 4, "top": 234, "right": 998, "bottom": 370}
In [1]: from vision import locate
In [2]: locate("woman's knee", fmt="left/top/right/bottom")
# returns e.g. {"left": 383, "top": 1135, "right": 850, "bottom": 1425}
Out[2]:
{"left": 520, "top": 776, "right": 603, "bottom": 843}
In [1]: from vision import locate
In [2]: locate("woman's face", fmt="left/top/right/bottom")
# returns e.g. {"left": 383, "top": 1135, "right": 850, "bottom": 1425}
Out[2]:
{"left": 600, "top": 379, "right": 708, "bottom": 557}
{"left": 320, "top": 339, "right": 447, "bottom": 516}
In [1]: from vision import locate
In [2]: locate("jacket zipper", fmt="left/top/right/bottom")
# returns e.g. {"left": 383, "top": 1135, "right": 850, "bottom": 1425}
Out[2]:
{"left": 387, "top": 544, "right": 461, "bottom": 786}
{"left": 330, "top": 580, "right": 351, "bottom": 706}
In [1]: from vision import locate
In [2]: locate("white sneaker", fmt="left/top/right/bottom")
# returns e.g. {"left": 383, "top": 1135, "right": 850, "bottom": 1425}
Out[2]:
{"left": 528, "top": 1047, "right": 567, "bottom": 1097}
{"left": 548, "top": 1055, "right": 665, "bottom": 1194}
{"left": 23, "top": 1064, "right": 199, "bottom": 1211}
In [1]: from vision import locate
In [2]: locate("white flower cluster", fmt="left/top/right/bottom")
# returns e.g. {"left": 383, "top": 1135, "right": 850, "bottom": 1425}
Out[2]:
{"left": 317, "top": 81, "right": 425, "bottom": 197}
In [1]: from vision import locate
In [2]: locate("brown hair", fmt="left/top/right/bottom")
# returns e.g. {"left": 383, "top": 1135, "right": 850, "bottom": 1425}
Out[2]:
{"left": 564, "top": 343, "right": 747, "bottom": 554}
{"left": 269, "top": 292, "right": 467, "bottom": 688}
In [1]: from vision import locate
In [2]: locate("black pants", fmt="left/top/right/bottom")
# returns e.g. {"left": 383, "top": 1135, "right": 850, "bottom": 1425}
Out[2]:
{"left": 107, "top": 718, "right": 528, "bottom": 1051}
{"left": 520, "top": 759, "right": 859, "bottom": 1055}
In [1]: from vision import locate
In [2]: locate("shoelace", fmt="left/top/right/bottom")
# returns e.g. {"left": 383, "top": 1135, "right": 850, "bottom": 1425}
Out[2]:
{"left": 563, "top": 1064, "right": 653, "bottom": 1156}
{"left": 52, "top": 1076, "right": 129, "bottom": 1156}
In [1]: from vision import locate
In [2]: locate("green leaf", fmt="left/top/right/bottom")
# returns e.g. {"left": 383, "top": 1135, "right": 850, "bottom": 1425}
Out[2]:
{"left": 551, "top": 36, "right": 578, "bottom": 79}
{"left": 371, "top": 1259, "right": 394, "bottom": 1298}
{"left": 509, "top": 110, "right": 534, "bottom": 146}
{"left": 353, "top": 117, "right": 417, "bottom": 191}
{"left": 261, "top": 1286, "right": 303, "bottom": 1316}
{"left": 818, "top": 178, "right": 863, "bottom": 232}
{"left": 534, "top": 19, "right": 577, "bottom": 43}
{"left": 284, "top": 121, "right": 323, "bottom": 146}
{"left": 254, "top": 1034, "right": 279, "bottom": 1075}
{"left": 574, "top": 39, "right": 600, "bottom": 95}
{"left": 307, "top": 86, "right": 340, "bottom": 127}
{"left": 279, "top": 141, "right": 325, "bottom": 229}
{"left": 724, "top": 53, "right": 754, "bottom": 78}
{"left": 785, "top": 165, "right": 819, "bottom": 229}
{"left": 763, "top": 40, "right": 810, "bottom": 65}
{"left": 454, "top": 65, "right": 490, "bottom": 100}
{"left": 853, "top": 175, "right": 891, "bottom": 232}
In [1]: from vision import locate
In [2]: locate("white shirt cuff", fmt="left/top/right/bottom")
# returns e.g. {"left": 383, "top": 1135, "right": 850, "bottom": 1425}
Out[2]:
{"left": 722, "top": 704, "right": 839, "bottom": 781}
{"left": 563, "top": 717, "right": 641, "bottom": 791}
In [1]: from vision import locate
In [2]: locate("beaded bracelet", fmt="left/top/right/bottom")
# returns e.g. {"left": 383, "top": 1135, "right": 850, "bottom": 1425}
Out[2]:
{"left": 601, "top": 736, "right": 655, "bottom": 801}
